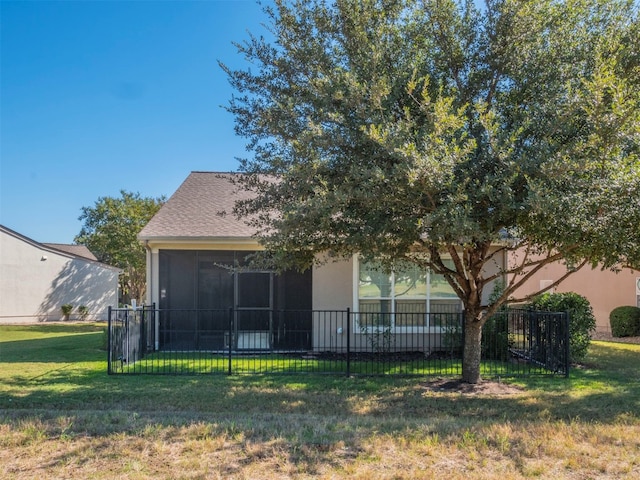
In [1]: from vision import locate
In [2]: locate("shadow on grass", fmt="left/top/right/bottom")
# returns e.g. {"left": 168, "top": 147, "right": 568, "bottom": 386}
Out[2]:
{"left": 2, "top": 357, "right": 639, "bottom": 425}
{"left": 1, "top": 326, "right": 639, "bottom": 444}
{"left": 0, "top": 332, "right": 105, "bottom": 363}
{"left": 1, "top": 323, "right": 105, "bottom": 334}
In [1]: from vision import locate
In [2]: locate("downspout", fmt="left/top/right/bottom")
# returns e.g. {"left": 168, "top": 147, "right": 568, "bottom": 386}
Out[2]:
{"left": 144, "top": 240, "right": 159, "bottom": 351}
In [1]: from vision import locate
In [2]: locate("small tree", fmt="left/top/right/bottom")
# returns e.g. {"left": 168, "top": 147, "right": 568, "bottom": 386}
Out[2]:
{"left": 61, "top": 304, "right": 73, "bottom": 321}
{"left": 223, "top": 0, "right": 640, "bottom": 383}
{"left": 77, "top": 305, "right": 89, "bottom": 321}
{"left": 75, "top": 191, "right": 165, "bottom": 304}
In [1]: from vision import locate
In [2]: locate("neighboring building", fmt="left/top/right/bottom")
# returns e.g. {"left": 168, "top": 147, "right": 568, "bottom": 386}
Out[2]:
{"left": 139, "top": 172, "right": 501, "bottom": 352}
{"left": 0, "top": 225, "right": 120, "bottom": 323}
{"left": 510, "top": 258, "right": 639, "bottom": 334}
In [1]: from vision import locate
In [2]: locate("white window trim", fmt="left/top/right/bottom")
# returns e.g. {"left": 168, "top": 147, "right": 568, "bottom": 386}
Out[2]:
{"left": 352, "top": 256, "right": 462, "bottom": 333}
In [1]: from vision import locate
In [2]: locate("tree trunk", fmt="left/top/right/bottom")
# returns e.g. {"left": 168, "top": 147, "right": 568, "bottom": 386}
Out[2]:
{"left": 462, "top": 318, "right": 483, "bottom": 384}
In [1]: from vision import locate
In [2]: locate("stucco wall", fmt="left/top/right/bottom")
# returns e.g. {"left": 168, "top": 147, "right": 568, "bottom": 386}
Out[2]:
{"left": 311, "top": 258, "right": 354, "bottom": 351}
{"left": 311, "top": 251, "right": 506, "bottom": 310}
{"left": 309, "top": 254, "right": 508, "bottom": 352}
{"left": 0, "top": 229, "right": 119, "bottom": 322}
{"left": 481, "top": 247, "right": 507, "bottom": 306}
{"left": 510, "top": 256, "right": 639, "bottom": 333}
{"left": 312, "top": 257, "right": 354, "bottom": 311}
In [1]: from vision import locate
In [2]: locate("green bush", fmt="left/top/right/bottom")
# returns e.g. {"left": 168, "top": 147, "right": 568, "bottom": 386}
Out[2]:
{"left": 61, "top": 304, "right": 74, "bottom": 320}
{"left": 482, "top": 280, "right": 510, "bottom": 360}
{"left": 610, "top": 306, "right": 640, "bottom": 337}
{"left": 482, "top": 312, "right": 510, "bottom": 360}
{"left": 78, "top": 305, "right": 89, "bottom": 321}
{"left": 530, "top": 292, "right": 596, "bottom": 363}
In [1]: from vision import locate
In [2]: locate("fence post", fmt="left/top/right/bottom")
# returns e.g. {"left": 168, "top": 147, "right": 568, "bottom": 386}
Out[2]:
{"left": 121, "top": 308, "right": 131, "bottom": 366}
{"left": 564, "top": 311, "right": 571, "bottom": 378}
{"left": 107, "top": 306, "right": 112, "bottom": 375}
{"left": 139, "top": 307, "right": 145, "bottom": 356}
{"left": 153, "top": 302, "right": 159, "bottom": 351}
{"left": 228, "top": 307, "right": 233, "bottom": 375}
{"left": 346, "top": 308, "right": 351, "bottom": 377}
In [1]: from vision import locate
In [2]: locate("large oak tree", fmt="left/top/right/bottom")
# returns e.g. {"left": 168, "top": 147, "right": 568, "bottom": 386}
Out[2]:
{"left": 223, "top": 0, "right": 640, "bottom": 383}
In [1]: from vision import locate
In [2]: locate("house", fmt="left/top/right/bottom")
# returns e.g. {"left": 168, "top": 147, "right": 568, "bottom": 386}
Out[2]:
{"left": 139, "top": 171, "right": 502, "bottom": 352}
{"left": 510, "top": 257, "right": 639, "bottom": 334}
{"left": 0, "top": 225, "right": 120, "bottom": 323}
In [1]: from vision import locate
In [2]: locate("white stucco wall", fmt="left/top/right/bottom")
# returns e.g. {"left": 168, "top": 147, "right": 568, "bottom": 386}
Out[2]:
{"left": 0, "top": 228, "right": 119, "bottom": 323}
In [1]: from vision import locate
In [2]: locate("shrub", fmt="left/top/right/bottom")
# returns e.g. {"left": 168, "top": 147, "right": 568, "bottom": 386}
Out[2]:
{"left": 610, "top": 306, "right": 640, "bottom": 337}
{"left": 442, "top": 323, "right": 463, "bottom": 356}
{"left": 61, "top": 304, "right": 74, "bottom": 321}
{"left": 78, "top": 305, "right": 89, "bottom": 321}
{"left": 482, "top": 312, "right": 510, "bottom": 360}
{"left": 482, "top": 280, "right": 510, "bottom": 360}
{"left": 530, "top": 292, "right": 596, "bottom": 363}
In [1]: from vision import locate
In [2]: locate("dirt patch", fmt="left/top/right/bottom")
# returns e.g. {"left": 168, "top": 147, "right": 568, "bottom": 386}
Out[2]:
{"left": 422, "top": 378, "right": 525, "bottom": 395}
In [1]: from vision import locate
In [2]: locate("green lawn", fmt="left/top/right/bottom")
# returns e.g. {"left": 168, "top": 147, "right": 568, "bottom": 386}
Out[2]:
{"left": 1, "top": 323, "right": 639, "bottom": 479}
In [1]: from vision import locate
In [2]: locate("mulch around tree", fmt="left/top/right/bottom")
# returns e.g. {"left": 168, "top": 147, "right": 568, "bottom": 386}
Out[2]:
{"left": 422, "top": 334, "right": 640, "bottom": 396}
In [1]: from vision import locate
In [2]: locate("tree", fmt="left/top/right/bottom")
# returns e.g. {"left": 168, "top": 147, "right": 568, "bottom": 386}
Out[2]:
{"left": 222, "top": 0, "right": 640, "bottom": 383}
{"left": 75, "top": 191, "right": 165, "bottom": 305}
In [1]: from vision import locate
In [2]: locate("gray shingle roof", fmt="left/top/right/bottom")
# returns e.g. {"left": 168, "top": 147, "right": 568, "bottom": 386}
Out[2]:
{"left": 42, "top": 243, "right": 98, "bottom": 261}
{"left": 1, "top": 224, "right": 119, "bottom": 271}
{"left": 138, "top": 172, "right": 257, "bottom": 240}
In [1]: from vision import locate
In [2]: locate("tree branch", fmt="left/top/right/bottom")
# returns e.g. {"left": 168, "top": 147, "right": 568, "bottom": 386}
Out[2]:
{"left": 507, "top": 259, "right": 589, "bottom": 304}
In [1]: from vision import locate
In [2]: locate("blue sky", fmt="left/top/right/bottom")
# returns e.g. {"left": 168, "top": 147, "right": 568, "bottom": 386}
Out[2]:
{"left": 1, "top": 0, "right": 268, "bottom": 243}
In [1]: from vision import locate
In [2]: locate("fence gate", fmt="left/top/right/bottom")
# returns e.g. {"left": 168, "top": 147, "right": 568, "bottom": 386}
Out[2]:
{"left": 107, "top": 305, "right": 155, "bottom": 374}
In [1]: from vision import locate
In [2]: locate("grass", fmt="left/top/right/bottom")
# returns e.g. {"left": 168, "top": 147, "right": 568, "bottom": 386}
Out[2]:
{"left": 114, "top": 352, "right": 467, "bottom": 376}
{"left": 1, "top": 323, "right": 639, "bottom": 479}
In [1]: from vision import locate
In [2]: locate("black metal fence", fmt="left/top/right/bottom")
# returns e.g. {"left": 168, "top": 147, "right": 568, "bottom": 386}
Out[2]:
{"left": 107, "top": 306, "right": 569, "bottom": 377}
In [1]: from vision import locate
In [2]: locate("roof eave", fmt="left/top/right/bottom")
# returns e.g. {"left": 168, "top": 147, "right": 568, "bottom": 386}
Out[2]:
{"left": 139, "top": 235, "right": 261, "bottom": 246}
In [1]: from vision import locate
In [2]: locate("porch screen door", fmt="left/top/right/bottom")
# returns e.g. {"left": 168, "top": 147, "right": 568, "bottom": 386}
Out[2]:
{"left": 234, "top": 272, "right": 273, "bottom": 350}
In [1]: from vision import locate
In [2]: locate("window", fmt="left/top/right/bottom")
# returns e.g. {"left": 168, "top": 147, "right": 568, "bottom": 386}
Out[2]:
{"left": 356, "top": 259, "right": 462, "bottom": 329}
{"left": 539, "top": 279, "right": 555, "bottom": 293}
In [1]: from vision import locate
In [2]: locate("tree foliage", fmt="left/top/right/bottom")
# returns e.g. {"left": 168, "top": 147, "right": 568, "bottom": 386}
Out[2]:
{"left": 223, "top": 0, "right": 640, "bottom": 382}
{"left": 75, "top": 191, "right": 165, "bottom": 304}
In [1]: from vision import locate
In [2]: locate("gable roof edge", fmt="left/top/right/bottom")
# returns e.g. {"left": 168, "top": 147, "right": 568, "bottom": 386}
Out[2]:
{"left": 0, "top": 224, "right": 122, "bottom": 272}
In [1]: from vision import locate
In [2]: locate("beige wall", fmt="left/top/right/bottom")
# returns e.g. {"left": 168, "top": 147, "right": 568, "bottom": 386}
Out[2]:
{"left": 309, "top": 253, "right": 507, "bottom": 351}
{"left": 311, "top": 257, "right": 354, "bottom": 350}
{"left": 481, "top": 247, "right": 507, "bottom": 305}
{"left": 0, "top": 229, "right": 119, "bottom": 323}
{"left": 510, "top": 256, "right": 639, "bottom": 333}
{"left": 311, "top": 252, "right": 506, "bottom": 310}
{"left": 312, "top": 257, "right": 354, "bottom": 311}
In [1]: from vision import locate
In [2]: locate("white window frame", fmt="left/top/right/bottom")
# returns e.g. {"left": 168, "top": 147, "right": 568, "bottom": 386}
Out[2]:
{"left": 353, "top": 256, "right": 462, "bottom": 333}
